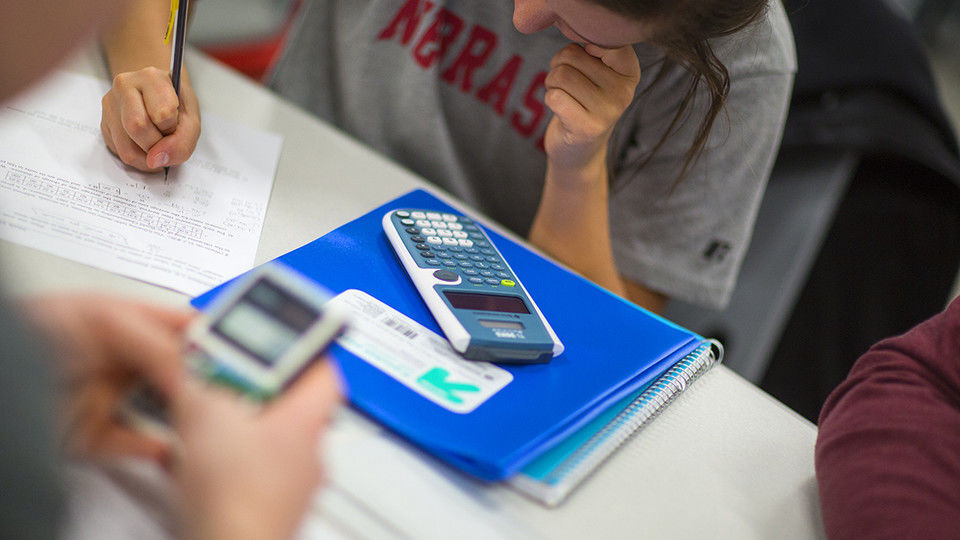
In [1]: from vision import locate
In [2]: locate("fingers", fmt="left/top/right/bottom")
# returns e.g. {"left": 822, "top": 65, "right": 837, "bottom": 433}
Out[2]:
{"left": 92, "top": 299, "right": 190, "bottom": 397}
{"left": 171, "top": 379, "right": 251, "bottom": 433}
{"left": 101, "top": 67, "right": 201, "bottom": 173}
{"left": 546, "top": 43, "right": 640, "bottom": 127}
{"left": 130, "top": 301, "right": 197, "bottom": 333}
{"left": 583, "top": 43, "right": 641, "bottom": 79}
{"left": 546, "top": 64, "right": 599, "bottom": 112}
{"left": 118, "top": 81, "right": 166, "bottom": 153}
{"left": 545, "top": 87, "right": 594, "bottom": 134}
{"left": 95, "top": 426, "right": 173, "bottom": 463}
{"left": 551, "top": 44, "right": 639, "bottom": 88}
{"left": 264, "top": 360, "right": 342, "bottom": 433}
{"left": 140, "top": 73, "right": 181, "bottom": 135}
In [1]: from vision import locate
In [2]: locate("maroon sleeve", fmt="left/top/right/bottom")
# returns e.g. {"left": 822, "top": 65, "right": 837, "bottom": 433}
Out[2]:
{"left": 816, "top": 297, "right": 960, "bottom": 538}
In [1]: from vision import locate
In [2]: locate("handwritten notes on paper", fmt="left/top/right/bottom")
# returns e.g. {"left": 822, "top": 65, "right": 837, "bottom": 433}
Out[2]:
{"left": 0, "top": 71, "right": 282, "bottom": 295}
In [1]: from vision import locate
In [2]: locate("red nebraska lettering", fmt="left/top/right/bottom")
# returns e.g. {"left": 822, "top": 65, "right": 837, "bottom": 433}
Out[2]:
{"left": 476, "top": 55, "right": 523, "bottom": 116}
{"left": 440, "top": 25, "right": 498, "bottom": 92}
{"left": 412, "top": 8, "right": 465, "bottom": 69}
{"left": 511, "top": 71, "right": 548, "bottom": 138}
{"left": 377, "top": 2, "right": 549, "bottom": 149}
{"left": 377, "top": 0, "right": 435, "bottom": 45}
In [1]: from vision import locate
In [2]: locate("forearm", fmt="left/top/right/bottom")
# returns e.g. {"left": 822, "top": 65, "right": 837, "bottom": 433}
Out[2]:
{"left": 529, "top": 157, "right": 626, "bottom": 298}
{"left": 816, "top": 303, "right": 960, "bottom": 538}
{"left": 100, "top": 0, "right": 173, "bottom": 76}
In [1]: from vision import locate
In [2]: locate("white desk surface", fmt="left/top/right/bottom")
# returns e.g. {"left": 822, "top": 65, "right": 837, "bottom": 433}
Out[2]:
{"left": 2, "top": 49, "right": 823, "bottom": 539}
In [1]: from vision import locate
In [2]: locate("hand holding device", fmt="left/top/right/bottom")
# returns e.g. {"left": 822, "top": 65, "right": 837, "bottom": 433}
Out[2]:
{"left": 21, "top": 294, "right": 192, "bottom": 463}
{"left": 123, "top": 263, "right": 348, "bottom": 437}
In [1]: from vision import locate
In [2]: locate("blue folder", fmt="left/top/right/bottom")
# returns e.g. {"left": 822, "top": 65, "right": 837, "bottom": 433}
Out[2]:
{"left": 193, "top": 189, "right": 703, "bottom": 480}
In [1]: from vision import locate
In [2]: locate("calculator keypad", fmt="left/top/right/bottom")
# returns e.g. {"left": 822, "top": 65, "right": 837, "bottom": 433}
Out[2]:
{"left": 393, "top": 209, "right": 515, "bottom": 288}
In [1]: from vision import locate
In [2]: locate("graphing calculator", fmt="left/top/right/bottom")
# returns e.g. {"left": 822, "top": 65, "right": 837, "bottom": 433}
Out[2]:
{"left": 123, "top": 263, "right": 348, "bottom": 437}
{"left": 383, "top": 209, "right": 563, "bottom": 364}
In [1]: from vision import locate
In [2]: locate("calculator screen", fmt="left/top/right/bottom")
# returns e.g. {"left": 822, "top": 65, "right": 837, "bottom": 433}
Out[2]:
{"left": 444, "top": 291, "right": 530, "bottom": 314}
{"left": 212, "top": 278, "right": 321, "bottom": 366}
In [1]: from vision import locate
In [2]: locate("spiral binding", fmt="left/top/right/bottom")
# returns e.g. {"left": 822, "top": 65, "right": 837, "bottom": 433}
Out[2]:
{"left": 538, "top": 340, "right": 723, "bottom": 496}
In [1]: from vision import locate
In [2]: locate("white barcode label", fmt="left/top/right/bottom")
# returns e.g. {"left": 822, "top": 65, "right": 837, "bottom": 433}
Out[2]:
{"left": 328, "top": 289, "right": 513, "bottom": 414}
{"left": 382, "top": 317, "right": 419, "bottom": 340}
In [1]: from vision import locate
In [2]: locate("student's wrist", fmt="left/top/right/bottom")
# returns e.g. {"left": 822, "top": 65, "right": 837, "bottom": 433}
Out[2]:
{"left": 545, "top": 153, "right": 609, "bottom": 191}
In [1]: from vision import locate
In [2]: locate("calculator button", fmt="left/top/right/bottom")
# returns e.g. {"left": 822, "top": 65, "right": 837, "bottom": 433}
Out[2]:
{"left": 485, "top": 278, "right": 500, "bottom": 285}
{"left": 431, "top": 221, "right": 447, "bottom": 229}
{"left": 411, "top": 235, "right": 425, "bottom": 243}
{"left": 427, "top": 237, "right": 442, "bottom": 245}
{"left": 447, "top": 222, "right": 463, "bottom": 230}
{"left": 425, "top": 258, "right": 441, "bottom": 266}
{"left": 433, "top": 269, "right": 459, "bottom": 282}
{"left": 442, "top": 213, "right": 458, "bottom": 222}
{"left": 426, "top": 212, "right": 442, "bottom": 220}
{"left": 501, "top": 279, "right": 516, "bottom": 287}
{"left": 442, "top": 260, "right": 457, "bottom": 267}
{"left": 470, "top": 255, "right": 483, "bottom": 261}
{"left": 476, "top": 241, "right": 490, "bottom": 248}
{"left": 462, "top": 269, "right": 479, "bottom": 276}
{"left": 469, "top": 277, "right": 484, "bottom": 284}
{"left": 459, "top": 261, "right": 474, "bottom": 268}
{"left": 395, "top": 211, "right": 410, "bottom": 218}
{"left": 480, "top": 248, "right": 495, "bottom": 255}
{"left": 421, "top": 228, "right": 436, "bottom": 236}
{"left": 458, "top": 239, "right": 474, "bottom": 247}
{"left": 454, "top": 253, "right": 468, "bottom": 260}
{"left": 464, "top": 224, "right": 479, "bottom": 231}
{"left": 453, "top": 231, "right": 468, "bottom": 238}
{"left": 406, "top": 227, "right": 420, "bottom": 234}
{"left": 411, "top": 212, "right": 426, "bottom": 219}
{"left": 485, "top": 257, "right": 499, "bottom": 263}
{"left": 400, "top": 219, "right": 415, "bottom": 226}
{"left": 464, "top": 247, "right": 479, "bottom": 254}
{"left": 497, "top": 272, "right": 510, "bottom": 278}
{"left": 442, "top": 238, "right": 459, "bottom": 246}
{"left": 475, "top": 262, "right": 489, "bottom": 269}
{"left": 480, "top": 270, "right": 495, "bottom": 277}
{"left": 415, "top": 243, "right": 429, "bottom": 250}
{"left": 447, "top": 246, "right": 461, "bottom": 252}
{"left": 437, "top": 252, "right": 452, "bottom": 258}
{"left": 416, "top": 220, "right": 431, "bottom": 227}
{"left": 420, "top": 251, "right": 435, "bottom": 258}
{"left": 469, "top": 233, "right": 483, "bottom": 240}
{"left": 491, "top": 264, "right": 504, "bottom": 270}
{"left": 437, "top": 230, "right": 452, "bottom": 237}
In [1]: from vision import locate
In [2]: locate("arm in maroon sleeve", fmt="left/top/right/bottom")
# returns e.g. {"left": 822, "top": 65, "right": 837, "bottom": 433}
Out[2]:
{"left": 816, "top": 297, "right": 960, "bottom": 539}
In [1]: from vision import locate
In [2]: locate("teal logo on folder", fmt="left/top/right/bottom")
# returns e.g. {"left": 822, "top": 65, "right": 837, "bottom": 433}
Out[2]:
{"left": 418, "top": 368, "right": 480, "bottom": 404}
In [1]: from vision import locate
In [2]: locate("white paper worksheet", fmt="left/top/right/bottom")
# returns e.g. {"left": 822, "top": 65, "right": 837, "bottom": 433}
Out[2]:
{"left": 0, "top": 71, "right": 282, "bottom": 295}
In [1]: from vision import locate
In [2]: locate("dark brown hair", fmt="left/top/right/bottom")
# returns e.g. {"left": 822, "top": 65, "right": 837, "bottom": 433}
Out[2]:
{"left": 593, "top": 0, "right": 769, "bottom": 182}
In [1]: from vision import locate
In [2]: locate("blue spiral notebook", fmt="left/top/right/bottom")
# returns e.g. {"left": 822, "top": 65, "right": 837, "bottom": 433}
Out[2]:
{"left": 193, "top": 189, "right": 716, "bottom": 486}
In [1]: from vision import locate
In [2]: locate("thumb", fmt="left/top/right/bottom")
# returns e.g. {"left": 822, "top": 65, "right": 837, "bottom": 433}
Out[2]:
{"left": 264, "top": 360, "right": 343, "bottom": 433}
{"left": 146, "top": 120, "right": 199, "bottom": 169}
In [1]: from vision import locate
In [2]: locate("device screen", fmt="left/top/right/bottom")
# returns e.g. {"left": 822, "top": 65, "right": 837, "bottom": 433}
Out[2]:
{"left": 444, "top": 291, "right": 530, "bottom": 314}
{"left": 212, "top": 278, "right": 321, "bottom": 366}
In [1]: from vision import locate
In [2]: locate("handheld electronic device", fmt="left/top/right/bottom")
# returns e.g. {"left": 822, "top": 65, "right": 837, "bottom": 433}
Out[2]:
{"left": 184, "top": 262, "right": 348, "bottom": 401}
{"left": 383, "top": 209, "right": 563, "bottom": 364}
{"left": 123, "top": 263, "right": 348, "bottom": 435}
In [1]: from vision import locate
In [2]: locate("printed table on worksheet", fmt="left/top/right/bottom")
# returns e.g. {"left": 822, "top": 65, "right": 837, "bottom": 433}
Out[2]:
{"left": 0, "top": 71, "right": 282, "bottom": 295}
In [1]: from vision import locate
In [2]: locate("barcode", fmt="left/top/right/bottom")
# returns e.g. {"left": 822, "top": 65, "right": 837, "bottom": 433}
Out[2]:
{"left": 383, "top": 317, "right": 418, "bottom": 339}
